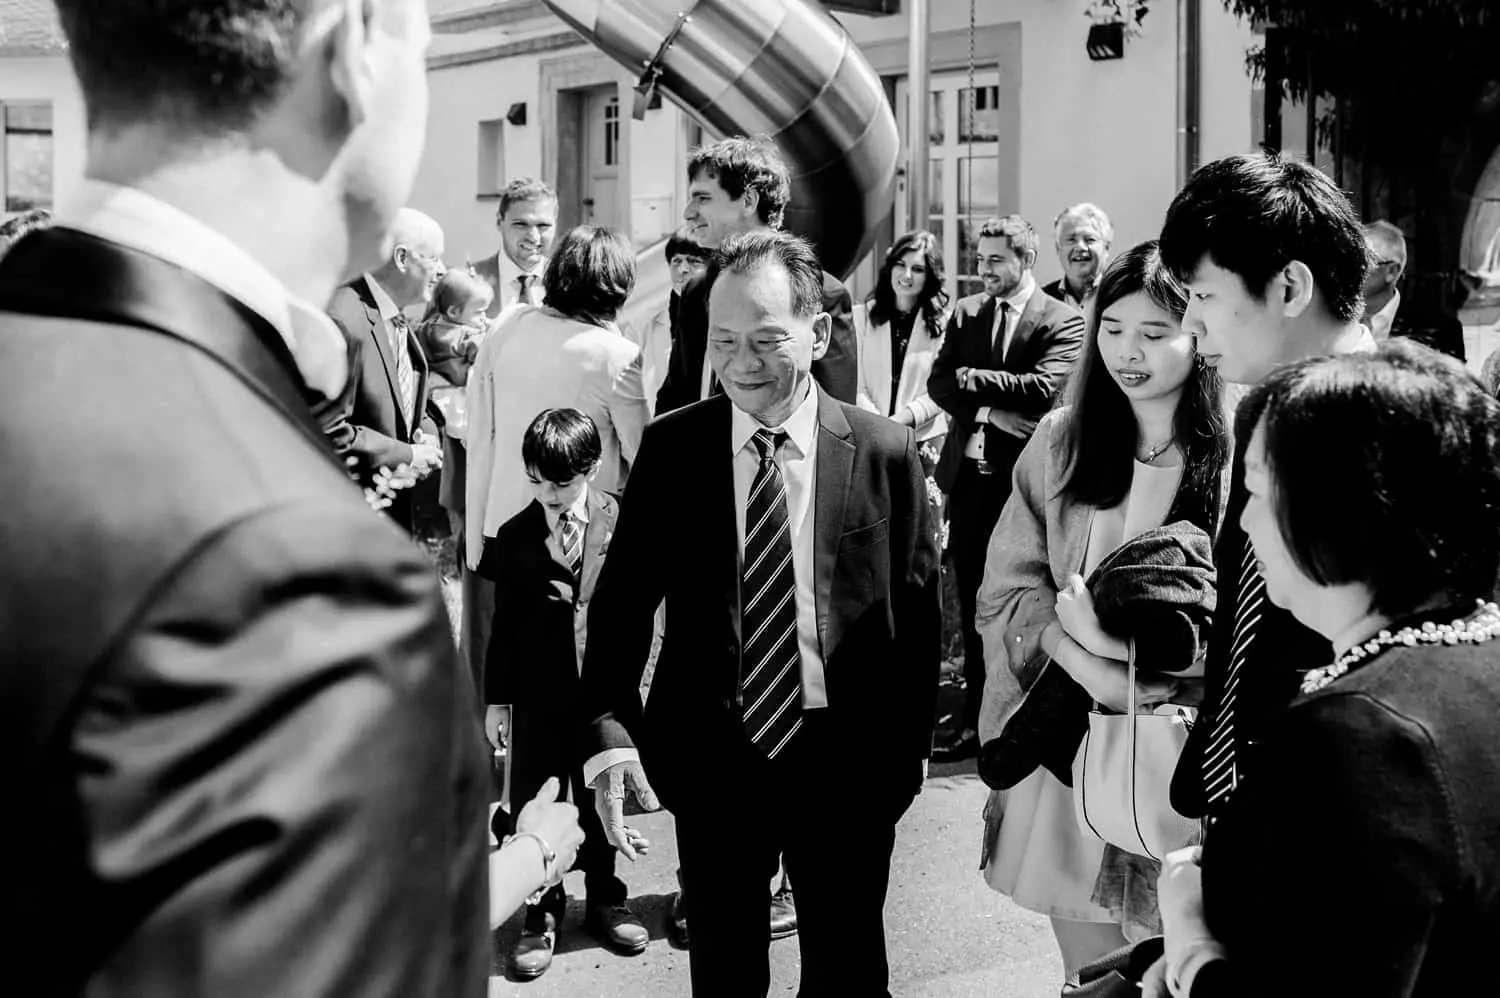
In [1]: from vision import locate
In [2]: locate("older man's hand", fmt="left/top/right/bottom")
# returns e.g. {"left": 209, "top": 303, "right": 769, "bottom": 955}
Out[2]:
{"left": 593, "top": 760, "right": 660, "bottom": 861}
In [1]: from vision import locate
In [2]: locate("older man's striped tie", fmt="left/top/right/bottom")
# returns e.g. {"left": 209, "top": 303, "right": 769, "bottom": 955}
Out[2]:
{"left": 740, "top": 429, "right": 803, "bottom": 759}
{"left": 1203, "top": 540, "right": 1265, "bottom": 807}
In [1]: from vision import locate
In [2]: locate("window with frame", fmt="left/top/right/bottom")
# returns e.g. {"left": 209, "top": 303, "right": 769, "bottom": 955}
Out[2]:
{"left": 3, "top": 102, "right": 53, "bottom": 213}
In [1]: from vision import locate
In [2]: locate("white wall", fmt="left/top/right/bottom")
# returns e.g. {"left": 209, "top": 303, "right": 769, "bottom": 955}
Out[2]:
{"left": 838, "top": 0, "right": 1257, "bottom": 289}
{"left": 0, "top": 55, "right": 86, "bottom": 216}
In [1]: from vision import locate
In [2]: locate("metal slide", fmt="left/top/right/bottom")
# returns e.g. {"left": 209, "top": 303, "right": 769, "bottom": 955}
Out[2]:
{"left": 541, "top": 0, "right": 900, "bottom": 280}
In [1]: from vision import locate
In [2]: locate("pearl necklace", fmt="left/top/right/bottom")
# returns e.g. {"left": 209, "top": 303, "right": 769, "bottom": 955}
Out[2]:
{"left": 1301, "top": 599, "right": 1500, "bottom": 695}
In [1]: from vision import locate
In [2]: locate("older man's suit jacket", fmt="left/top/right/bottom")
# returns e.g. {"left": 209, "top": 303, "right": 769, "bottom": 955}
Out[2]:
{"left": 323, "top": 276, "right": 432, "bottom": 480}
{"left": 654, "top": 268, "right": 859, "bottom": 414}
{"left": 928, "top": 289, "right": 1085, "bottom": 492}
{"left": 577, "top": 389, "right": 942, "bottom": 810}
{"left": 0, "top": 229, "right": 489, "bottom": 997}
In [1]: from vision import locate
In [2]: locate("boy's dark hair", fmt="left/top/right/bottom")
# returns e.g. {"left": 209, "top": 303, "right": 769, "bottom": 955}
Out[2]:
{"left": 496, "top": 177, "right": 557, "bottom": 221}
{"left": 707, "top": 230, "right": 825, "bottom": 319}
{"left": 53, "top": 0, "right": 307, "bottom": 130}
{"left": 665, "top": 228, "right": 708, "bottom": 265}
{"left": 542, "top": 225, "right": 636, "bottom": 326}
{"left": 522, "top": 408, "right": 602, "bottom": 484}
{"left": 1159, "top": 152, "right": 1367, "bottom": 323}
{"left": 687, "top": 136, "right": 791, "bottom": 230}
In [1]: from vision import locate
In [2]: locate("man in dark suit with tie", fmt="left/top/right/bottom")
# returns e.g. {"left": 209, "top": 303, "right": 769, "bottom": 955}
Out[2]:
{"left": 1159, "top": 152, "right": 1374, "bottom": 821}
{"left": 653, "top": 136, "right": 858, "bottom": 415}
{"left": 928, "top": 214, "right": 1085, "bottom": 761}
{"left": 0, "top": 1, "right": 494, "bottom": 994}
{"left": 324, "top": 207, "right": 447, "bottom": 531}
{"left": 581, "top": 230, "right": 941, "bottom": 997}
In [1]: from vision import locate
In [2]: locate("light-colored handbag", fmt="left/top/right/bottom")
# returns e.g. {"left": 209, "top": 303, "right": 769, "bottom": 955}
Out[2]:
{"left": 1071, "top": 641, "right": 1202, "bottom": 861}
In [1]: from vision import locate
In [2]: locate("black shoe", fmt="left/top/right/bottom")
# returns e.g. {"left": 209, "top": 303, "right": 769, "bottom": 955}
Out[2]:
{"left": 510, "top": 907, "right": 558, "bottom": 980}
{"left": 931, "top": 727, "right": 979, "bottom": 762}
{"left": 666, "top": 890, "right": 689, "bottom": 949}
{"left": 769, "top": 885, "right": 798, "bottom": 940}
{"left": 586, "top": 901, "right": 650, "bottom": 955}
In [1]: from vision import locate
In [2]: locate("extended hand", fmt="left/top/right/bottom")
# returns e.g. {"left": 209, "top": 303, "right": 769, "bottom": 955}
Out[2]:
{"left": 985, "top": 408, "right": 1039, "bottom": 439}
{"left": 593, "top": 760, "right": 660, "bottom": 861}
{"left": 515, "top": 776, "right": 584, "bottom": 883}
{"left": 409, "top": 440, "right": 443, "bottom": 479}
{"left": 1056, "top": 634, "right": 1177, "bottom": 713}
{"left": 1055, "top": 575, "right": 1127, "bottom": 661}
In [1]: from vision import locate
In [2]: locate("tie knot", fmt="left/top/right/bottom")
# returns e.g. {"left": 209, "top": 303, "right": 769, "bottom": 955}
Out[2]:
{"left": 518, "top": 273, "right": 535, "bottom": 292}
{"left": 391, "top": 313, "right": 410, "bottom": 332}
{"left": 752, "top": 429, "right": 787, "bottom": 464}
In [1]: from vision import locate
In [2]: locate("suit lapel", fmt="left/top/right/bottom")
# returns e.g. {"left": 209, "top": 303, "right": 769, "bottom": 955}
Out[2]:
{"left": 813, "top": 387, "right": 854, "bottom": 660}
{"left": 355, "top": 276, "right": 404, "bottom": 429}
{"left": 894, "top": 317, "right": 932, "bottom": 413}
{"left": 863, "top": 310, "right": 894, "bottom": 416}
{"left": 1002, "top": 290, "right": 1047, "bottom": 370}
{"left": 579, "top": 489, "right": 615, "bottom": 604}
{"left": 0, "top": 228, "right": 337, "bottom": 467}
{"left": 710, "top": 396, "right": 743, "bottom": 654}
{"left": 973, "top": 295, "right": 999, "bottom": 364}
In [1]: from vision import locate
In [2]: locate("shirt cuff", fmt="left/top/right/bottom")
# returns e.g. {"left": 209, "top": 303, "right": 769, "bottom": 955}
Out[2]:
{"left": 976, "top": 406, "right": 991, "bottom": 424}
{"left": 582, "top": 748, "right": 641, "bottom": 789}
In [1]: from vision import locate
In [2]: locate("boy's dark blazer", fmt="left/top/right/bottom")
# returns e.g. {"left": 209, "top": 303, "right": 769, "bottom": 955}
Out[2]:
{"left": 577, "top": 388, "right": 942, "bottom": 811}
{"left": 928, "top": 288, "right": 1085, "bottom": 492}
{"left": 478, "top": 488, "right": 617, "bottom": 710}
{"left": 0, "top": 228, "right": 489, "bottom": 997}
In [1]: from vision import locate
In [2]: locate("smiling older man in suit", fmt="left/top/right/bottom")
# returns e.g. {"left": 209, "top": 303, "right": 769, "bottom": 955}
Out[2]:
{"left": 579, "top": 230, "right": 941, "bottom": 997}
{"left": 929, "top": 214, "right": 1085, "bottom": 762}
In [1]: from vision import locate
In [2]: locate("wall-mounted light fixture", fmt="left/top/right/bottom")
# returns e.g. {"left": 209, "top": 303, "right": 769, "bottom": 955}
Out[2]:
{"left": 505, "top": 101, "right": 527, "bottom": 126}
{"left": 1086, "top": 22, "right": 1125, "bottom": 60}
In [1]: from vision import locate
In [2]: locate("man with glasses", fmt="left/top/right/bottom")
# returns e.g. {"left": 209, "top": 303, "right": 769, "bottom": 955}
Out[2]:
{"left": 1361, "top": 219, "right": 1465, "bottom": 361}
{"left": 325, "top": 207, "right": 448, "bottom": 531}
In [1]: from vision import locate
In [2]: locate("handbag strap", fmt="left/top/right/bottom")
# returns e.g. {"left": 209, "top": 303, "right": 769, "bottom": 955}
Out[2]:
{"left": 1126, "top": 637, "right": 1139, "bottom": 799}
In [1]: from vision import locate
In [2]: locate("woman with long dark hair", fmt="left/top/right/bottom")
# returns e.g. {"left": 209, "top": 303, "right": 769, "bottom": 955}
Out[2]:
{"left": 854, "top": 229, "right": 951, "bottom": 439}
{"left": 973, "top": 241, "right": 1229, "bottom": 977}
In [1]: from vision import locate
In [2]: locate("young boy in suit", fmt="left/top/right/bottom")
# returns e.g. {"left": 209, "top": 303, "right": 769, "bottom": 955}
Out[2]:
{"left": 477, "top": 408, "right": 649, "bottom": 978}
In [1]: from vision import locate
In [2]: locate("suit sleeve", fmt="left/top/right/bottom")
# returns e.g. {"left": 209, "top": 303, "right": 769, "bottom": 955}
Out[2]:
{"left": 928, "top": 308, "right": 977, "bottom": 430}
{"left": 851, "top": 305, "right": 879, "bottom": 414}
{"left": 811, "top": 274, "right": 858, "bottom": 404}
{"left": 964, "top": 309, "right": 1086, "bottom": 413}
{"left": 71, "top": 502, "right": 488, "bottom": 997}
{"left": 974, "top": 415, "right": 1062, "bottom": 744}
{"left": 320, "top": 317, "right": 416, "bottom": 473}
{"left": 607, "top": 342, "right": 650, "bottom": 468}
{"left": 654, "top": 279, "right": 703, "bottom": 416}
{"left": 1191, "top": 694, "right": 1459, "bottom": 998}
{"left": 478, "top": 534, "right": 518, "bottom": 706}
{"left": 891, "top": 426, "right": 943, "bottom": 766}
{"left": 577, "top": 421, "right": 675, "bottom": 760}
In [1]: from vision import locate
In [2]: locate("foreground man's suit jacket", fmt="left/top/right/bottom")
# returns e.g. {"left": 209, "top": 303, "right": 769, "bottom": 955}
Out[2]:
{"left": 578, "top": 388, "right": 942, "bottom": 808}
{"left": 0, "top": 229, "right": 489, "bottom": 997}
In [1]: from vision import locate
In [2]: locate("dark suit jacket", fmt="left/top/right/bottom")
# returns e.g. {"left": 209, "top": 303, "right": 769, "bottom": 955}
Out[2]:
{"left": 0, "top": 229, "right": 488, "bottom": 997}
{"left": 1194, "top": 631, "right": 1500, "bottom": 997}
{"left": 1391, "top": 304, "right": 1466, "bottom": 362}
{"left": 654, "top": 268, "right": 858, "bottom": 414}
{"left": 477, "top": 490, "right": 617, "bottom": 710}
{"left": 928, "top": 287, "right": 1086, "bottom": 492}
{"left": 577, "top": 389, "right": 941, "bottom": 811}
{"left": 323, "top": 275, "right": 432, "bottom": 480}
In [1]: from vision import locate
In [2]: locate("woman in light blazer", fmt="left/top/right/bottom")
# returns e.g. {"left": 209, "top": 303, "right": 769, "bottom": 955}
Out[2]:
{"left": 854, "top": 230, "right": 950, "bottom": 453}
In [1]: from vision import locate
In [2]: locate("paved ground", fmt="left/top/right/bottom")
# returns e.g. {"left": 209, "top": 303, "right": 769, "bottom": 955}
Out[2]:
{"left": 486, "top": 683, "right": 1065, "bottom": 998}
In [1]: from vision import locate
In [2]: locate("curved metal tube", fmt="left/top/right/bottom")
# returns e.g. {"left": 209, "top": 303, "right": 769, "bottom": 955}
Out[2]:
{"left": 542, "top": 0, "right": 899, "bottom": 279}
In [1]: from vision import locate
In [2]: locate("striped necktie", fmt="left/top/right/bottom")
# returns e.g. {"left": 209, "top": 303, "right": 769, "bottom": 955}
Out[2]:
{"left": 740, "top": 429, "right": 803, "bottom": 759}
{"left": 558, "top": 510, "right": 583, "bottom": 583}
{"left": 1203, "top": 539, "right": 1266, "bottom": 807}
{"left": 388, "top": 313, "right": 417, "bottom": 432}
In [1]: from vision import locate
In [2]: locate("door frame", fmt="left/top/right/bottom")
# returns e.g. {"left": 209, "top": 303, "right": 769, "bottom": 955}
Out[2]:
{"left": 539, "top": 50, "right": 631, "bottom": 234}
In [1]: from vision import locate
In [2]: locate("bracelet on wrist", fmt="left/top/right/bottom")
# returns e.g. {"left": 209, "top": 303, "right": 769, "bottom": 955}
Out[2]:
{"left": 504, "top": 831, "right": 559, "bottom": 903}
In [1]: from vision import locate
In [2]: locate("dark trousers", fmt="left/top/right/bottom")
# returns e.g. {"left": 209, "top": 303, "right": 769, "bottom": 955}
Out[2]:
{"left": 674, "top": 712, "right": 915, "bottom": 997}
{"left": 947, "top": 460, "right": 1014, "bottom": 731}
{"left": 508, "top": 712, "right": 626, "bottom": 925}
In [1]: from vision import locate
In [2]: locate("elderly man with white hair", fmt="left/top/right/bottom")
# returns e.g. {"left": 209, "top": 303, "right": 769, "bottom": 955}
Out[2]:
{"left": 1361, "top": 219, "right": 1466, "bottom": 361}
{"left": 325, "top": 206, "right": 449, "bottom": 531}
{"left": 1041, "top": 202, "right": 1112, "bottom": 309}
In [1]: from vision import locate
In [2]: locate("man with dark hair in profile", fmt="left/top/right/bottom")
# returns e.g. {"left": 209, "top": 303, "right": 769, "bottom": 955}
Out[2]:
{"left": 0, "top": 2, "right": 497, "bottom": 994}
{"left": 582, "top": 229, "right": 940, "bottom": 997}
{"left": 653, "top": 135, "right": 858, "bottom": 415}
{"left": 1158, "top": 151, "right": 1375, "bottom": 824}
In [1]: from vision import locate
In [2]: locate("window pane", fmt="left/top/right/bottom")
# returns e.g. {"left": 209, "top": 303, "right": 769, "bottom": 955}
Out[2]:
{"left": 929, "top": 90, "right": 944, "bottom": 145}
{"left": 959, "top": 85, "right": 1000, "bottom": 143}
{"left": 6, "top": 133, "right": 53, "bottom": 212}
{"left": 958, "top": 156, "right": 999, "bottom": 216}
{"left": 6, "top": 103, "right": 51, "bottom": 132}
{"left": 926, "top": 159, "right": 944, "bottom": 217}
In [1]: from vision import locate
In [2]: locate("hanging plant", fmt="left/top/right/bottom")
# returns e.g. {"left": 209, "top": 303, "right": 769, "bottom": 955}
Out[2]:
{"left": 1085, "top": 0, "right": 1151, "bottom": 37}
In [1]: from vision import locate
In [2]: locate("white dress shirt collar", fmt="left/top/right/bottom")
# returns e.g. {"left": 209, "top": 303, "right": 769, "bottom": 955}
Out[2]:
{"left": 541, "top": 487, "right": 592, "bottom": 534}
{"left": 729, "top": 379, "right": 820, "bottom": 459}
{"left": 498, "top": 249, "right": 547, "bottom": 303}
{"left": 54, "top": 179, "right": 348, "bottom": 399}
{"left": 990, "top": 272, "right": 1037, "bottom": 341}
{"left": 1367, "top": 289, "right": 1401, "bottom": 342}
{"left": 363, "top": 274, "right": 404, "bottom": 322}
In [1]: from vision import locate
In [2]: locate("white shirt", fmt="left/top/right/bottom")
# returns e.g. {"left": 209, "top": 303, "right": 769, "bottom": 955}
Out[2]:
{"left": 1367, "top": 289, "right": 1401, "bottom": 342}
{"left": 730, "top": 384, "right": 828, "bottom": 711}
{"left": 540, "top": 487, "right": 591, "bottom": 537}
{"left": 496, "top": 250, "right": 547, "bottom": 312}
{"left": 54, "top": 180, "right": 348, "bottom": 399}
{"left": 967, "top": 272, "right": 1038, "bottom": 459}
{"left": 583, "top": 382, "right": 829, "bottom": 789}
